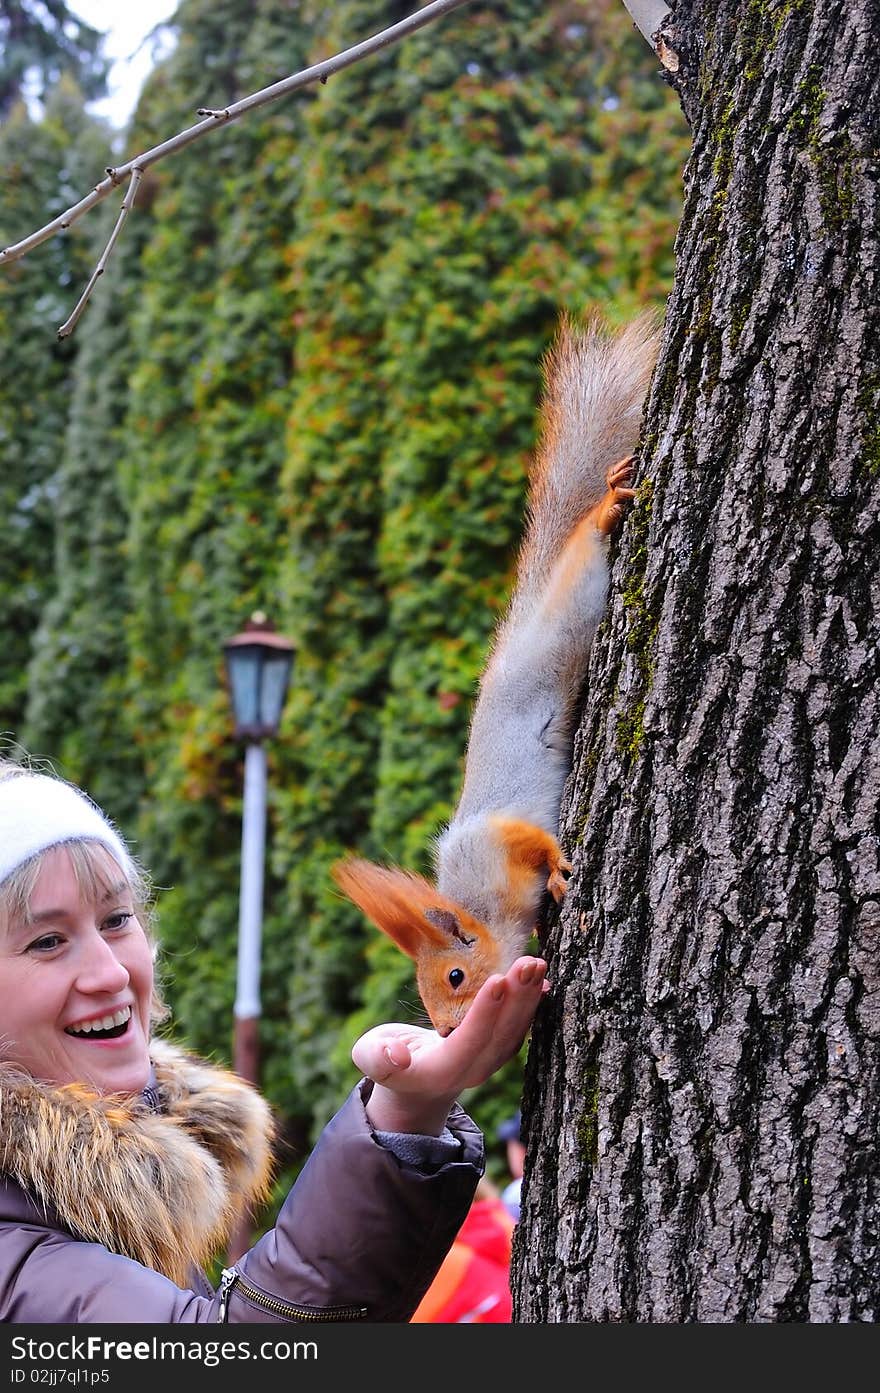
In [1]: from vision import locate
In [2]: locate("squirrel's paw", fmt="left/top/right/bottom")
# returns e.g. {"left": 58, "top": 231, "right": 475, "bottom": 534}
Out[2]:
{"left": 547, "top": 857, "right": 572, "bottom": 904}
{"left": 592, "top": 454, "right": 637, "bottom": 537}
{"left": 605, "top": 454, "right": 636, "bottom": 491}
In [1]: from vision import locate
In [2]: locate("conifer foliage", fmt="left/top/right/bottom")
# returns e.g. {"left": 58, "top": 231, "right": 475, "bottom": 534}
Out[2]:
{"left": 2, "top": 2, "right": 688, "bottom": 1148}
{"left": 0, "top": 0, "right": 106, "bottom": 118}
{"left": 0, "top": 78, "right": 111, "bottom": 738}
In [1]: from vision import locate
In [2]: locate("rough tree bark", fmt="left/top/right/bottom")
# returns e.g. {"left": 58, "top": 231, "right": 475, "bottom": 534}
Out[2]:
{"left": 514, "top": 0, "right": 879, "bottom": 1322}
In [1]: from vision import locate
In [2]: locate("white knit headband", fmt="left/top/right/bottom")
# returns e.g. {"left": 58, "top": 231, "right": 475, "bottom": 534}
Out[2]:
{"left": 0, "top": 772, "right": 135, "bottom": 885}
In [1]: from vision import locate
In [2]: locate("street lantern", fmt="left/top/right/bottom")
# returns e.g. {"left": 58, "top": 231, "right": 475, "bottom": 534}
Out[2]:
{"left": 223, "top": 611, "right": 295, "bottom": 742}
{"left": 222, "top": 611, "right": 293, "bottom": 1261}
{"left": 222, "top": 610, "right": 294, "bottom": 1078}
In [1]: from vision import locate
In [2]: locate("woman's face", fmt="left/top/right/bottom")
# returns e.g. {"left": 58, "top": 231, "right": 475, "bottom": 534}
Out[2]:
{"left": 0, "top": 845, "right": 154, "bottom": 1094}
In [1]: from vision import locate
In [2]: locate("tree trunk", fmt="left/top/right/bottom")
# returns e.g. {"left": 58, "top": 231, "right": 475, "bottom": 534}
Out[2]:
{"left": 514, "top": 0, "right": 880, "bottom": 1322}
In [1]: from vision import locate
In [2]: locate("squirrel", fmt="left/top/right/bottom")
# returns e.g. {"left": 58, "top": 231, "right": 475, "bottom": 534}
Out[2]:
{"left": 333, "top": 311, "right": 660, "bottom": 1035}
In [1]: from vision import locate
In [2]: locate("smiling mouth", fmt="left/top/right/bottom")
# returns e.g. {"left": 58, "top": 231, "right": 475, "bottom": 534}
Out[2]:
{"left": 65, "top": 1006, "right": 132, "bottom": 1040}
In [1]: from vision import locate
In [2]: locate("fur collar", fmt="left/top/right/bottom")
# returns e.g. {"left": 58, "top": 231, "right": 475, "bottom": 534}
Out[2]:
{"left": 0, "top": 1039, "right": 275, "bottom": 1285}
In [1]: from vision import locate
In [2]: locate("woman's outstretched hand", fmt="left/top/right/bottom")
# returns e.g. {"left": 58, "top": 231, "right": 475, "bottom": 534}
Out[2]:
{"left": 351, "top": 956, "right": 548, "bottom": 1135}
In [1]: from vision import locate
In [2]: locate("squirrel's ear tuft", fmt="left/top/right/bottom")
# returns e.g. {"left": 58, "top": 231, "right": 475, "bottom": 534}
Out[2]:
{"left": 332, "top": 858, "right": 441, "bottom": 960}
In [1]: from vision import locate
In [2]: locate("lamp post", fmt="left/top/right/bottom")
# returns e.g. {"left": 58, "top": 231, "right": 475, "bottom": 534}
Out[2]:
{"left": 222, "top": 611, "right": 294, "bottom": 1258}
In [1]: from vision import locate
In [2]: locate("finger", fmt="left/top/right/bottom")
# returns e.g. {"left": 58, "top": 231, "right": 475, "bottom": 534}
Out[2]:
{"left": 383, "top": 1039, "right": 412, "bottom": 1070}
{"left": 459, "top": 959, "right": 546, "bottom": 1066}
{"left": 459, "top": 973, "right": 508, "bottom": 1040}
{"left": 514, "top": 957, "right": 546, "bottom": 987}
{"left": 351, "top": 1031, "right": 413, "bottom": 1082}
{"left": 489, "top": 958, "right": 547, "bottom": 1041}
{"left": 436, "top": 973, "right": 508, "bottom": 1069}
{"left": 511, "top": 954, "right": 546, "bottom": 978}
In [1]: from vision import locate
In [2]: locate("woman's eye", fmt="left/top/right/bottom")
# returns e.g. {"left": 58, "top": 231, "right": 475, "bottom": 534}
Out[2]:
{"left": 103, "top": 912, "right": 134, "bottom": 932}
{"left": 448, "top": 968, "right": 465, "bottom": 989}
{"left": 28, "top": 934, "right": 64, "bottom": 953}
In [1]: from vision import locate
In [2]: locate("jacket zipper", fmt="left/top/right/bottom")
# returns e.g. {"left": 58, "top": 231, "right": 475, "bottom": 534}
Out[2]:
{"left": 218, "top": 1267, "right": 367, "bottom": 1323}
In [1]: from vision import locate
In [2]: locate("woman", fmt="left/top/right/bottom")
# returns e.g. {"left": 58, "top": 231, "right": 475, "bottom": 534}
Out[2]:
{"left": 0, "top": 763, "right": 547, "bottom": 1323}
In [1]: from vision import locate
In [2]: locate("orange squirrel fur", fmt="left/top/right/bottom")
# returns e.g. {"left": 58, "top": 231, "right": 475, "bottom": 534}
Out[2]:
{"left": 333, "top": 313, "right": 660, "bottom": 1034}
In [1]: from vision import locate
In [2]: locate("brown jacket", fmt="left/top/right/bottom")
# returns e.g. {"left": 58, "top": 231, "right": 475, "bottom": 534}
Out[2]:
{"left": 0, "top": 1040, "right": 482, "bottom": 1322}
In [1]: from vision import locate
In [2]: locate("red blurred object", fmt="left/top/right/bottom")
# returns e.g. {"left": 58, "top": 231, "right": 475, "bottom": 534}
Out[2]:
{"left": 410, "top": 1191, "right": 515, "bottom": 1323}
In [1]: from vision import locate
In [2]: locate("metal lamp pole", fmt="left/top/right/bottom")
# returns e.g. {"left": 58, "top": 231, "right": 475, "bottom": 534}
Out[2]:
{"left": 222, "top": 611, "right": 294, "bottom": 1260}
{"left": 233, "top": 737, "right": 268, "bottom": 1089}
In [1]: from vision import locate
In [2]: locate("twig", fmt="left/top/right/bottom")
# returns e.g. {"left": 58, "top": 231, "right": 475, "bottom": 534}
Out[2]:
{"left": 620, "top": 3, "right": 679, "bottom": 72}
{"left": 0, "top": 0, "right": 477, "bottom": 337}
{"left": 57, "top": 169, "right": 142, "bottom": 338}
{"left": 619, "top": 2, "right": 672, "bottom": 47}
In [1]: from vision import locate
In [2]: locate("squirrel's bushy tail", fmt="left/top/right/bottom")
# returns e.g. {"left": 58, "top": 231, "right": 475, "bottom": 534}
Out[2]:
{"left": 513, "top": 310, "right": 660, "bottom": 603}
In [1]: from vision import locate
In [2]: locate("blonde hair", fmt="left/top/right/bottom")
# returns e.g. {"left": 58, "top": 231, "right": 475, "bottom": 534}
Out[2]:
{"left": 0, "top": 760, "right": 168, "bottom": 1025}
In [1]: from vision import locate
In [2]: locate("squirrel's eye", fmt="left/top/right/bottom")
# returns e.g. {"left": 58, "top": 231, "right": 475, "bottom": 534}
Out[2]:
{"left": 448, "top": 968, "right": 465, "bottom": 989}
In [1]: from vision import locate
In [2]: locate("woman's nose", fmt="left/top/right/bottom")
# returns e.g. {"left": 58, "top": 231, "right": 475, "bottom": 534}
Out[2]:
{"left": 75, "top": 931, "right": 130, "bottom": 995}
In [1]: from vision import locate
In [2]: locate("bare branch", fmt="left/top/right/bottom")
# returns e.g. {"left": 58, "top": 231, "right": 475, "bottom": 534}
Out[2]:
{"left": 57, "top": 168, "right": 142, "bottom": 339}
{"left": 1, "top": 0, "right": 477, "bottom": 335}
{"left": 619, "top": 2, "right": 671, "bottom": 47}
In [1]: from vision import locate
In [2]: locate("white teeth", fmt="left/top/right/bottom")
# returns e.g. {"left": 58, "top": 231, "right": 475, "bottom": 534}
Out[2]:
{"left": 66, "top": 1006, "right": 132, "bottom": 1036}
